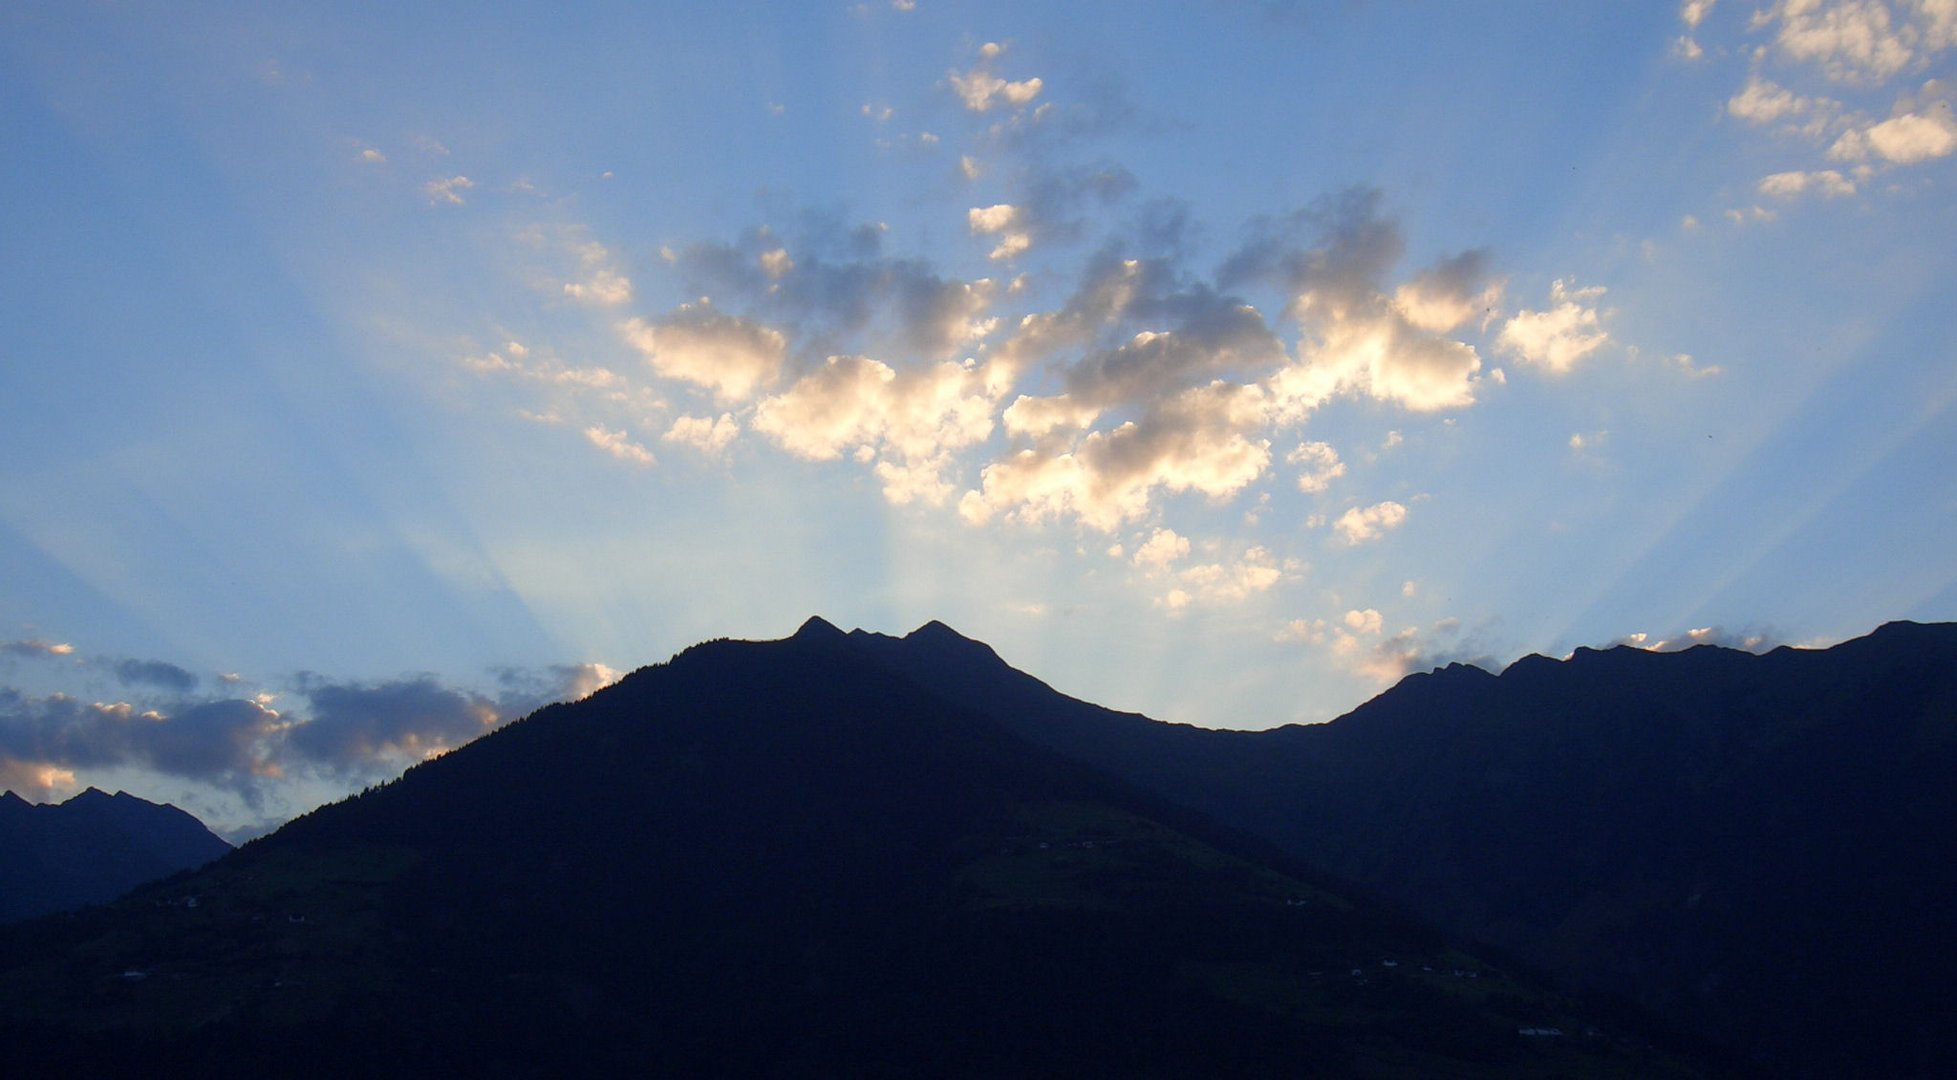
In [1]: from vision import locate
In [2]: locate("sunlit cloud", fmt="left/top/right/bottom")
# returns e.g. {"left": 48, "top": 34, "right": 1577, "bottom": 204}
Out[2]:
{"left": 1333, "top": 500, "right": 1409, "bottom": 545}
{"left": 583, "top": 425, "right": 656, "bottom": 467}
{"left": 1497, "top": 280, "right": 1609, "bottom": 374}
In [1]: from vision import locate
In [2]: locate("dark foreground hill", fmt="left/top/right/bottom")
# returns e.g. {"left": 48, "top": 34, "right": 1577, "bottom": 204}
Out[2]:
{"left": 848, "top": 620, "right": 1957, "bottom": 1079}
{"left": 0, "top": 619, "right": 1705, "bottom": 1078}
{"left": 0, "top": 787, "right": 231, "bottom": 924}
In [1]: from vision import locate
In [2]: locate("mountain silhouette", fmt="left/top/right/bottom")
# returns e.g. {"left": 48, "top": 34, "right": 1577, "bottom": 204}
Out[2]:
{"left": 0, "top": 621, "right": 1705, "bottom": 1078}
{"left": 843, "top": 619, "right": 1957, "bottom": 1079}
{"left": 0, "top": 787, "right": 231, "bottom": 924}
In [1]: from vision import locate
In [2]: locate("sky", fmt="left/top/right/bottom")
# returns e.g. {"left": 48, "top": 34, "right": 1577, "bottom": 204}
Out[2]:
{"left": 3, "top": 0, "right": 1954, "bottom": 837}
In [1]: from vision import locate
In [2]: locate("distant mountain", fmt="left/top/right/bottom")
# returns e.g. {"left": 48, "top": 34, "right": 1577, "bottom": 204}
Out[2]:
{"left": 0, "top": 619, "right": 1706, "bottom": 1078}
{"left": 845, "top": 619, "right": 1957, "bottom": 1080}
{"left": 0, "top": 787, "right": 231, "bottom": 924}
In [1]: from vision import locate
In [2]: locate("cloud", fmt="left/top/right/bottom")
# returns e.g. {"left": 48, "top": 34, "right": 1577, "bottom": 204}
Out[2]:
{"left": 1286, "top": 441, "right": 1345, "bottom": 493}
{"left": 620, "top": 302, "right": 787, "bottom": 402}
{"left": 287, "top": 675, "right": 495, "bottom": 770}
{"left": 948, "top": 46, "right": 1044, "bottom": 112}
{"left": 1728, "top": 75, "right": 1811, "bottom": 123}
{"left": 583, "top": 425, "right": 656, "bottom": 466}
{"left": 424, "top": 175, "right": 474, "bottom": 205}
{"left": 1683, "top": 0, "right": 1718, "bottom": 29}
{"left": 1496, "top": 280, "right": 1608, "bottom": 374}
{"left": 662, "top": 413, "right": 741, "bottom": 455}
{"left": 0, "top": 690, "right": 281, "bottom": 788}
{"left": 969, "top": 203, "right": 1031, "bottom": 260}
{"left": 562, "top": 240, "right": 633, "bottom": 306}
{"left": 1343, "top": 608, "right": 1383, "bottom": 634}
{"left": 114, "top": 659, "right": 199, "bottom": 693}
{"left": 1158, "top": 546, "right": 1288, "bottom": 611}
{"left": 1224, "top": 190, "right": 1492, "bottom": 416}
{"left": 1002, "top": 394, "right": 1101, "bottom": 438}
{"left": 1757, "top": 168, "right": 1859, "bottom": 197}
{"left": 753, "top": 355, "right": 999, "bottom": 505}
{"left": 1, "top": 640, "right": 75, "bottom": 658}
{"left": 1333, "top": 500, "right": 1408, "bottom": 544}
{"left": 1391, "top": 248, "right": 1503, "bottom": 334}
{"left": 1829, "top": 100, "right": 1957, "bottom": 162}
{"left": 1284, "top": 614, "right": 1491, "bottom": 684}
{"left": 1610, "top": 625, "right": 1783, "bottom": 652}
{"left": 1131, "top": 527, "right": 1190, "bottom": 570}
{"left": 1757, "top": 0, "right": 1921, "bottom": 83}
{"left": 665, "top": 227, "right": 998, "bottom": 363}
{"left": 961, "top": 381, "right": 1271, "bottom": 531}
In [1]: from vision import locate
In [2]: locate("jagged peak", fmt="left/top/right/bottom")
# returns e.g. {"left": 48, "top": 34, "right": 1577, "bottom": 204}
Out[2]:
{"left": 791, "top": 615, "right": 847, "bottom": 641}
{"left": 906, "top": 619, "right": 967, "bottom": 642}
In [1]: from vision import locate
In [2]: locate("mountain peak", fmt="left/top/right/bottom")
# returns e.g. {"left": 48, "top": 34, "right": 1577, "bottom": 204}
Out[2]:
{"left": 790, "top": 615, "right": 847, "bottom": 641}
{"left": 906, "top": 619, "right": 966, "bottom": 642}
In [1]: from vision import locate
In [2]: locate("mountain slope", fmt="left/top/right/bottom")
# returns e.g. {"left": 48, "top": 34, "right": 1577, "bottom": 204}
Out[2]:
{"left": 0, "top": 787, "right": 232, "bottom": 923}
{"left": 846, "top": 620, "right": 1957, "bottom": 1079}
{"left": 0, "top": 619, "right": 1703, "bottom": 1078}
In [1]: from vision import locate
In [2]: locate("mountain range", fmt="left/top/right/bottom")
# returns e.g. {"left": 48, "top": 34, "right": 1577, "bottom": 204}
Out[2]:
{"left": 3, "top": 617, "right": 1952, "bottom": 1076}
{"left": 845, "top": 618, "right": 1957, "bottom": 1079}
{"left": 0, "top": 787, "right": 231, "bottom": 924}
{"left": 0, "top": 618, "right": 1708, "bottom": 1078}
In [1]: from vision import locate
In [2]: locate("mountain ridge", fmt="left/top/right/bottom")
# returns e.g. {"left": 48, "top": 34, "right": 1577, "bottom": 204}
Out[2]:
{"left": 0, "top": 624, "right": 1709, "bottom": 1078}
{"left": 830, "top": 617, "right": 1957, "bottom": 1078}
{"left": 0, "top": 787, "right": 232, "bottom": 924}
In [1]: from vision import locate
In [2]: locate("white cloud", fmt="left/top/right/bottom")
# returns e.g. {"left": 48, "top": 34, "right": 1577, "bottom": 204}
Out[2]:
{"left": 962, "top": 382, "right": 1270, "bottom": 532}
{"left": 1833, "top": 105, "right": 1957, "bottom": 161}
{"left": 752, "top": 356, "right": 999, "bottom": 506}
{"left": 662, "top": 413, "right": 741, "bottom": 455}
{"left": 1002, "top": 394, "right": 1102, "bottom": 438}
{"left": 948, "top": 54, "right": 1044, "bottom": 112}
{"left": 1496, "top": 279, "right": 1609, "bottom": 374}
{"left": 1683, "top": 0, "right": 1718, "bottom": 29}
{"left": 423, "top": 175, "right": 474, "bottom": 205}
{"left": 1131, "top": 527, "right": 1190, "bottom": 570}
{"left": 562, "top": 241, "right": 633, "bottom": 306}
{"left": 1333, "top": 500, "right": 1408, "bottom": 545}
{"left": 1728, "top": 75, "right": 1810, "bottom": 122}
{"left": 1343, "top": 607, "right": 1384, "bottom": 634}
{"left": 1222, "top": 205, "right": 1495, "bottom": 418}
{"left": 1391, "top": 249, "right": 1503, "bottom": 334}
{"left": 1286, "top": 441, "right": 1345, "bottom": 493}
{"left": 584, "top": 425, "right": 655, "bottom": 466}
{"left": 620, "top": 303, "right": 787, "bottom": 403}
{"left": 968, "top": 203, "right": 1031, "bottom": 259}
{"left": 360, "top": 147, "right": 386, "bottom": 164}
{"left": 1159, "top": 546, "right": 1287, "bottom": 610}
{"left": 1757, "top": 167, "right": 1859, "bottom": 197}
{"left": 760, "top": 247, "right": 795, "bottom": 279}
{"left": 1759, "top": 0, "right": 1919, "bottom": 83}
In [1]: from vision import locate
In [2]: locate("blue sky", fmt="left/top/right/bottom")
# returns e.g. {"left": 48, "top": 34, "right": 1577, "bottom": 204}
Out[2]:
{"left": 3, "top": 1, "right": 1954, "bottom": 835}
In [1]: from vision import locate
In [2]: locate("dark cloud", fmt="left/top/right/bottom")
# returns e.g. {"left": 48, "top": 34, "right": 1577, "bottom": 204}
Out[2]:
{"left": 0, "top": 689, "right": 277, "bottom": 786}
{"left": 114, "top": 658, "right": 200, "bottom": 693}
{"left": 669, "top": 226, "right": 995, "bottom": 365}
{"left": 1217, "top": 186, "right": 1405, "bottom": 311}
{"left": 286, "top": 675, "right": 496, "bottom": 771}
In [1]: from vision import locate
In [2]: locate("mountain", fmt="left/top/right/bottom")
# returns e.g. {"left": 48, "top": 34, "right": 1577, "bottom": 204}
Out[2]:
{"left": 0, "top": 618, "right": 1706, "bottom": 1078}
{"left": 0, "top": 787, "right": 232, "bottom": 924}
{"left": 844, "top": 620, "right": 1957, "bottom": 1079}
